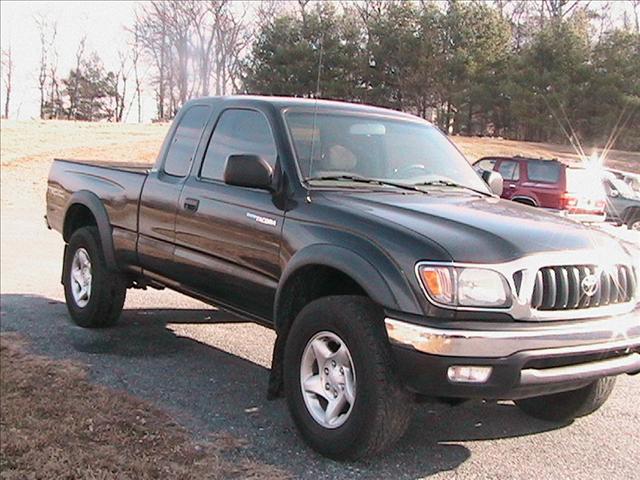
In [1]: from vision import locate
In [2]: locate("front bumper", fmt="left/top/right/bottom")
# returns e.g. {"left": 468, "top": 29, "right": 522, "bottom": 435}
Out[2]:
{"left": 386, "top": 312, "right": 640, "bottom": 400}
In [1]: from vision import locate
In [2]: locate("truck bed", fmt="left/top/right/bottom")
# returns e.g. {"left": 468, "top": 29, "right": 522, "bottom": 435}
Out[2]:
{"left": 46, "top": 158, "right": 149, "bottom": 238}
{"left": 53, "top": 158, "right": 152, "bottom": 173}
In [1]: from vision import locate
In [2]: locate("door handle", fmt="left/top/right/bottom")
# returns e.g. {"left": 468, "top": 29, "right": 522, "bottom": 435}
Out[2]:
{"left": 183, "top": 198, "right": 199, "bottom": 212}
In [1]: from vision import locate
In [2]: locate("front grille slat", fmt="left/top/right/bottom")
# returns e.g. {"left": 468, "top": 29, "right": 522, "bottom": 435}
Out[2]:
{"left": 542, "top": 268, "right": 557, "bottom": 309}
{"left": 592, "top": 269, "right": 602, "bottom": 307}
{"left": 568, "top": 267, "right": 580, "bottom": 309}
{"left": 532, "top": 271, "right": 543, "bottom": 309}
{"left": 600, "top": 270, "right": 611, "bottom": 306}
{"left": 619, "top": 267, "right": 629, "bottom": 302}
{"left": 557, "top": 267, "right": 569, "bottom": 309}
{"left": 532, "top": 264, "right": 636, "bottom": 312}
{"left": 609, "top": 271, "right": 619, "bottom": 304}
{"left": 628, "top": 267, "right": 637, "bottom": 302}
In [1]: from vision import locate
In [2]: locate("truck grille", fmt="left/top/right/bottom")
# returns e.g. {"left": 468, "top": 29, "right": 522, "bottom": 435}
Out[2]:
{"left": 531, "top": 265, "right": 637, "bottom": 311}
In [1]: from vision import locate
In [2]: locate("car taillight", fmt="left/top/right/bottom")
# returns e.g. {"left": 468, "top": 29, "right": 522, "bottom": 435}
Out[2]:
{"left": 561, "top": 193, "right": 578, "bottom": 209}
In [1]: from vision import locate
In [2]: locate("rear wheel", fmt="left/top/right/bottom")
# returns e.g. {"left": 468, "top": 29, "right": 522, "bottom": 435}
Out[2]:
{"left": 515, "top": 377, "right": 616, "bottom": 422}
{"left": 283, "top": 296, "right": 413, "bottom": 460}
{"left": 627, "top": 213, "right": 640, "bottom": 231}
{"left": 63, "top": 226, "right": 126, "bottom": 328}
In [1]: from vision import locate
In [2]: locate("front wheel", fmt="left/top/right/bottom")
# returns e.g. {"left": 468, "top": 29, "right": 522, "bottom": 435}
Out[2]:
{"left": 283, "top": 296, "right": 413, "bottom": 460}
{"left": 627, "top": 213, "right": 640, "bottom": 231}
{"left": 63, "top": 226, "right": 126, "bottom": 328}
{"left": 515, "top": 377, "right": 616, "bottom": 422}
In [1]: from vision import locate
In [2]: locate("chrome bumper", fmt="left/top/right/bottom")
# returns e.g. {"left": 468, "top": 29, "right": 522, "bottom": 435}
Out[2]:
{"left": 520, "top": 353, "right": 640, "bottom": 385}
{"left": 385, "top": 312, "right": 640, "bottom": 359}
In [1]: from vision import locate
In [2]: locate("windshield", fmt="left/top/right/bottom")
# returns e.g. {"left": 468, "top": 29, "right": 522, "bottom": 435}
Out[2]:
{"left": 284, "top": 111, "right": 489, "bottom": 193}
{"left": 607, "top": 176, "right": 637, "bottom": 198}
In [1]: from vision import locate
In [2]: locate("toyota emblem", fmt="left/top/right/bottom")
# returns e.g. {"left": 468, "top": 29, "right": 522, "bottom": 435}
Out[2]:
{"left": 581, "top": 274, "right": 599, "bottom": 297}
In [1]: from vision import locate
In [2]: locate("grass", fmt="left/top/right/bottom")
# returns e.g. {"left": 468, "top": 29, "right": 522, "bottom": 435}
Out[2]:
{"left": 1, "top": 119, "right": 637, "bottom": 172}
{"left": 0, "top": 334, "right": 288, "bottom": 479}
{"left": 452, "top": 135, "right": 640, "bottom": 174}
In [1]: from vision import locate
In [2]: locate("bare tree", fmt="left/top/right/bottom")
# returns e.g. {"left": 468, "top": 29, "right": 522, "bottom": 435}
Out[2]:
{"left": 632, "top": 0, "right": 640, "bottom": 33}
{"left": 542, "top": 0, "right": 585, "bottom": 21}
{"left": 35, "top": 14, "right": 49, "bottom": 119}
{"left": 68, "top": 36, "right": 87, "bottom": 120}
{"left": 113, "top": 50, "right": 130, "bottom": 122}
{"left": 132, "top": 26, "right": 144, "bottom": 122}
{"left": 135, "top": 1, "right": 172, "bottom": 119}
{"left": 47, "top": 22, "right": 61, "bottom": 119}
{"left": 216, "top": 6, "right": 251, "bottom": 95}
{"left": 1, "top": 45, "right": 13, "bottom": 119}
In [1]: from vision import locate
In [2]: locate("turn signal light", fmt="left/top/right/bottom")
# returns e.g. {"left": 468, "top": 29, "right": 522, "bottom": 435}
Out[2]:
{"left": 418, "top": 266, "right": 455, "bottom": 304}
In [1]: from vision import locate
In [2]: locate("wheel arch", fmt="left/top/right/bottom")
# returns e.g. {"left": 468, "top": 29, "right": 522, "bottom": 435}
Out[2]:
{"left": 63, "top": 191, "right": 118, "bottom": 270}
{"left": 268, "top": 244, "right": 411, "bottom": 399}
{"left": 622, "top": 206, "right": 640, "bottom": 224}
{"left": 511, "top": 196, "right": 538, "bottom": 207}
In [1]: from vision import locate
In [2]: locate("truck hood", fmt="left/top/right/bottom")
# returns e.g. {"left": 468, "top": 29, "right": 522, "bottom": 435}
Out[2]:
{"left": 322, "top": 190, "right": 628, "bottom": 263}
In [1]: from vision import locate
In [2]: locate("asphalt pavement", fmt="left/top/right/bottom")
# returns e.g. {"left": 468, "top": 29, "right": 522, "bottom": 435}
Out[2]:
{"left": 1, "top": 197, "right": 638, "bottom": 479}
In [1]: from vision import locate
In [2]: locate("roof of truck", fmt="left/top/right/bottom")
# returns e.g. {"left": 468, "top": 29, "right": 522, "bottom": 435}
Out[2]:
{"left": 186, "top": 95, "right": 422, "bottom": 121}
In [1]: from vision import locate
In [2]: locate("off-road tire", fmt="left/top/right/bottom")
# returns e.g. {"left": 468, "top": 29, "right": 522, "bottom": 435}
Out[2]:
{"left": 63, "top": 226, "right": 126, "bottom": 328}
{"left": 627, "top": 213, "right": 640, "bottom": 231}
{"left": 283, "top": 295, "right": 414, "bottom": 460}
{"left": 515, "top": 377, "right": 616, "bottom": 422}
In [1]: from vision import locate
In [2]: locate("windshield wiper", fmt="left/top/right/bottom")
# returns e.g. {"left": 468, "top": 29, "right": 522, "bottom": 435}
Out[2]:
{"left": 414, "top": 179, "right": 491, "bottom": 197}
{"left": 306, "top": 175, "right": 429, "bottom": 194}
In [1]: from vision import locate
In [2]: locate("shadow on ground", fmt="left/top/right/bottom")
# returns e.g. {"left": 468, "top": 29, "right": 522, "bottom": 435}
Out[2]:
{"left": 0, "top": 293, "right": 568, "bottom": 479}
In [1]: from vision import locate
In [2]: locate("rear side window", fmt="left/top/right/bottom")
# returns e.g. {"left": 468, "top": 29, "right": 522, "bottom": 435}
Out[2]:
{"left": 200, "top": 109, "right": 277, "bottom": 181}
{"left": 498, "top": 160, "right": 520, "bottom": 181}
{"left": 526, "top": 161, "right": 561, "bottom": 183}
{"left": 163, "top": 105, "right": 211, "bottom": 177}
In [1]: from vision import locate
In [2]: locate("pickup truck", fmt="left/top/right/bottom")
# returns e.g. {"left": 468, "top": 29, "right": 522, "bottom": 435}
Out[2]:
{"left": 46, "top": 96, "right": 640, "bottom": 460}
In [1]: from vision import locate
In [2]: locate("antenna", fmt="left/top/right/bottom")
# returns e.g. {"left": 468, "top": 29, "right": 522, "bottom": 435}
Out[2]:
{"left": 307, "top": 35, "right": 324, "bottom": 180}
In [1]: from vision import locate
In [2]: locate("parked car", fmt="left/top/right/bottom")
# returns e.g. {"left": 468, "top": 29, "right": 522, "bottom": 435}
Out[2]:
{"left": 602, "top": 170, "right": 640, "bottom": 230}
{"left": 46, "top": 97, "right": 639, "bottom": 460}
{"left": 606, "top": 168, "right": 640, "bottom": 195}
{"left": 474, "top": 156, "right": 607, "bottom": 223}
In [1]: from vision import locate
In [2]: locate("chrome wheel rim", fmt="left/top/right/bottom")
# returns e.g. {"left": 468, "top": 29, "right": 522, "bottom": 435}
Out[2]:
{"left": 631, "top": 220, "right": 640, "bottom": 231}
{"left": 300, "top": 331, "right": 356, "bottom": 429}
{"left": 70, "top": 248, "right": 92, "bottom": 308}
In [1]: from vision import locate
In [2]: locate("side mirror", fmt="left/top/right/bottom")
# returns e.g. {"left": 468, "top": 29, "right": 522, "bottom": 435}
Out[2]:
{"left": 223, "top": 154, "right": 273, "bottom": 190}
{"left": 610, "top": 189, "right": 620, "bottom": 198}
{"left": 482, "top": 170, "right": 504, "bottom": 196}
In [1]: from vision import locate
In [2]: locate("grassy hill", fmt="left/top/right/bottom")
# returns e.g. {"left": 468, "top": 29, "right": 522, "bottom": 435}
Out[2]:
{"left": 1, "top": 119, "right": 638, "bottom": 173}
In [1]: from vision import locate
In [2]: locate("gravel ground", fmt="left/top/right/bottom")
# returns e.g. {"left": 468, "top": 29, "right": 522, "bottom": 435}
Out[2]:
{"left": 1, "top": 155, "right": 639, "bottom": 479}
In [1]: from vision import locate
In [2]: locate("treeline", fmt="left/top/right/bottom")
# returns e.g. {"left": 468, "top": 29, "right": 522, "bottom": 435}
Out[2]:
{"left": 245, "top": 1, "right": 640, "bottom": 150}
{"left": 5, "top": 1, "right": 639, "bottom": 150}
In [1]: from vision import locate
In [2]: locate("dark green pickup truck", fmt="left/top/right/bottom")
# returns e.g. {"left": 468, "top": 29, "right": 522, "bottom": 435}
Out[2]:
{"left": 47, "top": 96, "right": 640, "bottom": 460}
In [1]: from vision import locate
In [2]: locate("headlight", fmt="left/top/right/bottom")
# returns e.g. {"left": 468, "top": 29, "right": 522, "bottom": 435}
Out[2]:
{"left": 417, "top": 265, "right": 511, "bottom": 308}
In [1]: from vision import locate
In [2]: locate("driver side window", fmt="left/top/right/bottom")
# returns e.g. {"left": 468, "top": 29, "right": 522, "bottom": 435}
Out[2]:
{"left": 200, "top": 109, "right": 277, "bottom": 181}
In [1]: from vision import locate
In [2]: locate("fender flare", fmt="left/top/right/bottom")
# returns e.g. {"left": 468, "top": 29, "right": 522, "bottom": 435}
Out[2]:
{"left": 273, "top": 244, "right": 406, "bottom": 331}
{"left": 511, "top": 196, "right": 538, "bottom": 207}
{"left": 622, "top": 206, "right": 640, "bottom": 224}
{"left": 63, "top": 190, "right": 118, "bottom": 270}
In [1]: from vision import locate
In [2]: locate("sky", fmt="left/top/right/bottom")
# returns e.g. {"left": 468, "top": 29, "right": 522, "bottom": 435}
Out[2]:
{"left": 0, "top": 1, "right": 152, "bottom": 120}
{"left": 0, "top": 0, "right": 637, "bottom": 122}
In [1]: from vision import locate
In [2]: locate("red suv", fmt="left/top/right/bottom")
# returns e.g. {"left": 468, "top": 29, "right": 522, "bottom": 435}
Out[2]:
{"left": 474, "top": 156, "right": 606, "bottom": 223}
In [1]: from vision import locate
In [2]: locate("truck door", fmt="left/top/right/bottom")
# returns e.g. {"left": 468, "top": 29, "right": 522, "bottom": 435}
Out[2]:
{"left": 173, "top": 108, "right": 284, "bottom": 321}
{"left": 137, "top": 104, "right": 212, "bottom": 277}
{"left": 496, "top": 159, "right": 521, "bottom": 201}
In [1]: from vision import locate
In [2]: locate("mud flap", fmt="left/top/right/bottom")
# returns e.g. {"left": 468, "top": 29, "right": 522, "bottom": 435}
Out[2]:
{"left": 267, "top": 332, "right": 286, "bottom": 400}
